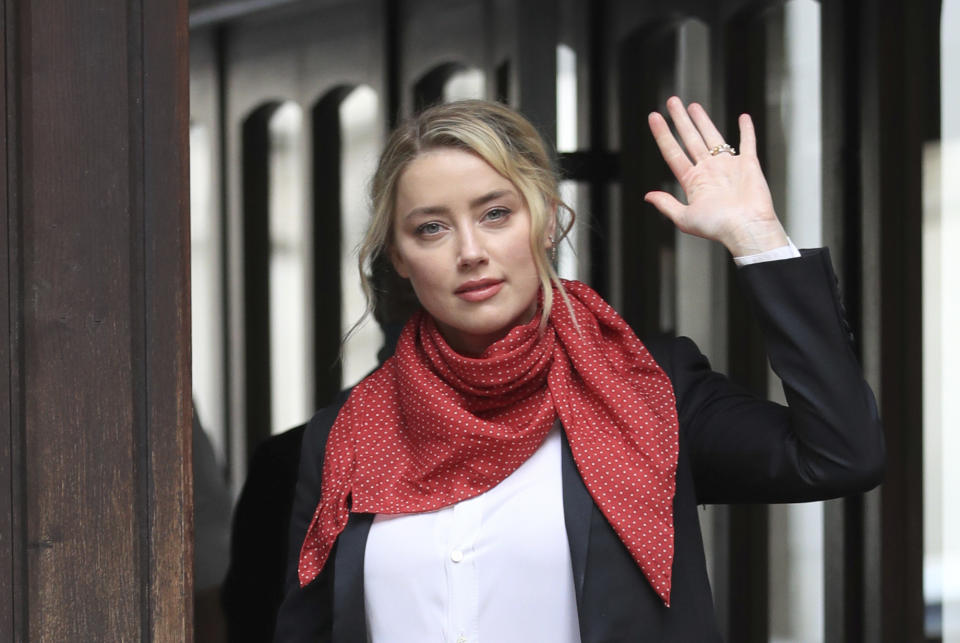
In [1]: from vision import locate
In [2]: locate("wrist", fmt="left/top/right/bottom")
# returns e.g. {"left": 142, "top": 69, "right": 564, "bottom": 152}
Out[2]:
{"left": 723, "top": 219, "right": 789, "bottom": 257}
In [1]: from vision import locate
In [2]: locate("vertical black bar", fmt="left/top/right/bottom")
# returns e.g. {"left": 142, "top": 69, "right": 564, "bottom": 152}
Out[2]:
{"left": 514, "top": 0, "right": 557, "bottom": 145}
{"left": 375, "top": 0, "right": 420, "bottom": 335}
{"left": 723, "top": 7, "right": 770, "bottom": 642}
{"left": 384, "top": 0, "right": 400, "bottom": 128}
{"left": 412, "top": 62, "right": 463, "bottom": 112}
{"left": 822, "top": 1, "right": 865, "bottom": 640}
{"left": 587, "top": 0, "right": 609, "bottom": 297}
{"left": 875, "top": 0, "right": 929, "bottom": 638}
{"left": 241, "top": 105, "right": 276, "bottom": 457}
{"left": 617, "top": 23, "right": 677, "bottom": 337}
{"left": 312, "top": 90, "right": 346, "bottom": 408}
{"left": 495, "top": 59, "right": 510, "bottom": 104}
{"left": 859, "top": 0, "right": 936, "bottom": 640}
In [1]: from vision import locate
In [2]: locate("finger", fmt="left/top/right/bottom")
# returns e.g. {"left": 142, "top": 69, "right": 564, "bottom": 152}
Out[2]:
{"left": 648, "top": 111, "right": 694, "bottom": 179}
{"left": 738, "top": 113, "right": 757, "bottom": 158}
{"left": 644, "top": 191, "right": 685, "bottom": 226}
{"left": 687, "top": 103, "right": 727, "bottom": 149}
{"left": 666, "top": 96, "right": 709, "bottom": 161}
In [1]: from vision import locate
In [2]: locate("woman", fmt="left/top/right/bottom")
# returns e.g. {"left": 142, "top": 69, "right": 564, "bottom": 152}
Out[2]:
{"left": 275, "top": 98, "right": 884, "bottom": 642}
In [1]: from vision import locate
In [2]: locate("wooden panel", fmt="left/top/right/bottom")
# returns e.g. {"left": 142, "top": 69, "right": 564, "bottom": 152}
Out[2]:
{"left": 0, "top": 1, "right": 22, "bottom": 638}
{"left": 22, "top": 3, "right": 140, "bottom": 636}
{"left": 0, "top": 0, "right": 191, "bottom": 638}
{"left": 143, "top": 0, "right": 193, "bottom": 637}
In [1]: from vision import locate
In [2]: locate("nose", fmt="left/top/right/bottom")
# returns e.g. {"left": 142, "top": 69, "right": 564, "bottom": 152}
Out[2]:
{"left": 457, "top": 228, "right": 488, "bottom": 270}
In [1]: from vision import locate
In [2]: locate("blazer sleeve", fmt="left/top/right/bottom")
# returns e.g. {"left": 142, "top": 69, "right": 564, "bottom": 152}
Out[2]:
{"left": 660, "top": 248, "right": 884, "bottom": 504}
{"left": 274, "top": 392, "right": 350, "bottom": 643}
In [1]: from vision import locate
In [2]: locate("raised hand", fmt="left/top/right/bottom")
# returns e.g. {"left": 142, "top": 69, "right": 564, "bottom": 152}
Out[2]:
{"left": 644, "top": 96, "right": 789, "bottom": 257}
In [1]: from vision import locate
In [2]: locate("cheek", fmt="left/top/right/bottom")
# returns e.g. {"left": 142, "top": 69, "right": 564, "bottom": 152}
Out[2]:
{"left": 390, "top": 236, "right": 424, "bottom": 281}
{"left": 506, "top": 234, "right": 538, "bottom": 275}
{"left": 399, "top": 250, "right": 445, "bottom": 295}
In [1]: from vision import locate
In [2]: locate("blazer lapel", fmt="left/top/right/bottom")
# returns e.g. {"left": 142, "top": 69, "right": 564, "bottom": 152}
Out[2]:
{"left": 332, "top": 511, "right": 374, "bottom": 642}
{"left": 559, "top": 425, "right": 592, "bottom": 618}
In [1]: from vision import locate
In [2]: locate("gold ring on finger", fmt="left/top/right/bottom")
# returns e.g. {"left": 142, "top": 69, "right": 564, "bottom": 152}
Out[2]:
{"left": 709, "top": 143, "right": 736, "bottom": 156}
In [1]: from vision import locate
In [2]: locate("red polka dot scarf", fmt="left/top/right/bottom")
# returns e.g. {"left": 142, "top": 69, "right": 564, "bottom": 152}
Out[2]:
{"left": 298, "top": 280, "right": 679, "bottom": 605}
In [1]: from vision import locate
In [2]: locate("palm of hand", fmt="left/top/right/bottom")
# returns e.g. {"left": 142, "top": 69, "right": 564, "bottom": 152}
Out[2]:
{"left": 645, "top": 97, "right": 786, "bottom": 256}
{"left": 673, "top": 153, "right": 777, "bottom": 242}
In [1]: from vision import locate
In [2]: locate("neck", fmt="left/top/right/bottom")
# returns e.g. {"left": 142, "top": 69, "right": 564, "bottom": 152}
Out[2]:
{"left": 433, "top": 299, "right": 540, "bottom": 357}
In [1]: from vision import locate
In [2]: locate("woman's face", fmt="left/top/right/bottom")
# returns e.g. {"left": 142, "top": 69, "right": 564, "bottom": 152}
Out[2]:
{"left": 390, "top": 147, "right": 545, "bottom": 356}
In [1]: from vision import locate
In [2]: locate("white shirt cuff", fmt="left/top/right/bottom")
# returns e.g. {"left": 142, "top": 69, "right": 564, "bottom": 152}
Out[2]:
{"left": 733, "top": 237, "right": 801, "bottom": 267}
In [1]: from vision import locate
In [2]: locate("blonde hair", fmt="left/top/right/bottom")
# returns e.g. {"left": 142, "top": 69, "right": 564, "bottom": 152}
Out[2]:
{"left": 358, "top": 99, "right": 575, "bottom": 333}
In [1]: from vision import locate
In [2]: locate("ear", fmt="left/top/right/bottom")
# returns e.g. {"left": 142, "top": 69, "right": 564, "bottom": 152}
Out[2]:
{"left": 544, "top": 201, "right": 559, "bottom": 248}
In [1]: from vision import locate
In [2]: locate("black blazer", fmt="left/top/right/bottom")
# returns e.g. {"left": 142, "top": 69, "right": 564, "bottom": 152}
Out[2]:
{"left": 275, "top": 249, "right": 884, "bottom": 642}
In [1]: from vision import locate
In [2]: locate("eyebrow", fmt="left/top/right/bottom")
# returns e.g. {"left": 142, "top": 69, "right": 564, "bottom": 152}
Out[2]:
{"left": 403, "top": 189, "right": 515, "bottom": 220}
{"left": 469, "top": 189, "right": 513, "bottom": 209}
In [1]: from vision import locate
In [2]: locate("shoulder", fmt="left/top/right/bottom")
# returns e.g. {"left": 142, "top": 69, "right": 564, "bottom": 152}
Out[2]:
{"left": 300, "top": 387, "right": 353, "bottom": 464}
{"left": 641, "top": 333, "right": 711, "bottom": 383}
{"left": 640, "top": 333, "right": 727, "bottom": 437}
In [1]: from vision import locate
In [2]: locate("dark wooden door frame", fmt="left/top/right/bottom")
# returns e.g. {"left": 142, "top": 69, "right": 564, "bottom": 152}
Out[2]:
{"left": 1, "top": 1, "right": 193, "bottom": 639}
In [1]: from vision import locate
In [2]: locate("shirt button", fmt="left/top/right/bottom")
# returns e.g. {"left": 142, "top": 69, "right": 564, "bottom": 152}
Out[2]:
{"left": 450, "top": 549, "right": 464, "bottom": 563}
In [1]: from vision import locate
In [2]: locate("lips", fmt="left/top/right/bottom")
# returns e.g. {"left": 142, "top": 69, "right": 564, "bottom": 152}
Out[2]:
{"left": 455, "top": 278, "right": 504, "bottom": 302}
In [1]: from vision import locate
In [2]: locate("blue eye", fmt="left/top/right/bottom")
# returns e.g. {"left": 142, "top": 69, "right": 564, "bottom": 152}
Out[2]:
{"left": 485, "top": 207, "right": 510, "bottom": 222}
{"left": 416, "top": 221, "right": 443, "bottom": 236}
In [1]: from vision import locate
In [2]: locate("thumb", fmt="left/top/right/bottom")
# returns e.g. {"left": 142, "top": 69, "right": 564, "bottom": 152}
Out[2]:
{"left": 644, "top": 191, "right": 685, "bottom": 225}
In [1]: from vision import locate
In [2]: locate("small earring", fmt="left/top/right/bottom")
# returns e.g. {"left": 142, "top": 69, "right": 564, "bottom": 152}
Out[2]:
{"left": 549, "top": 238, "right": 558, "bottom": 265}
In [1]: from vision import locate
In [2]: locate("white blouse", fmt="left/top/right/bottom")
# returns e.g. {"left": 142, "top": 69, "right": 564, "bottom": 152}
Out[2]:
{"left": 363, "top": 427, "right": 581, "bottom": 643}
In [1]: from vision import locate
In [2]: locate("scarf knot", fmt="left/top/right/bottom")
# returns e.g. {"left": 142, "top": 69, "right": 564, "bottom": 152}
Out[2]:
{"left": 412, "top": 312, "right": 555, "bottom": 414}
